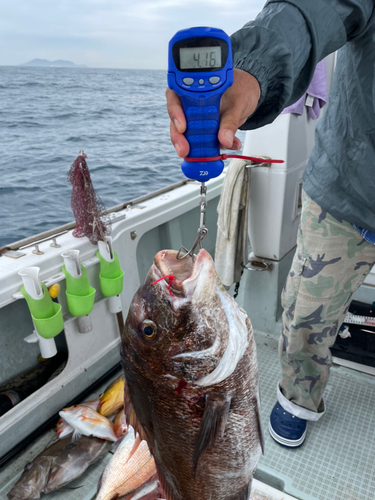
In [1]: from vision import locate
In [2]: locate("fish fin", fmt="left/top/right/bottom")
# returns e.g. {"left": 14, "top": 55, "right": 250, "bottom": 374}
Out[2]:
{"left": 128, "top": 408, "right": 148, "bottom": 443}
{"left": 97, "top": 470, "right": 104, "bottom": 493}
{"left": 121, "top": 477, "right": 159, "bottom": 500}
{"left": 122, "top": 377, "right": 148, "bottom": 442}
{"left": 114, "top": 435, "right": 124, "bottom": 447}
{"left": 123, "top": 378, "right": 146, "bottom": 440}
{"left": 253, "top": 394, "right": 264, "bottom": 455}
{"left": 58, "top": 486, "right": 83, "bottom": 491}
{"left": 82, "top": 397, "right": 101, "bottom": 411}
{"left": 104, "top": 494, "right": 119, "bottom": 500}
{"left": 225, "top": 480, "right": 252, "bottom": 500}
{"left": 127, "top": 434, "right": 142, "bottom": 463}
{"left": 124, "top": 378, "right": 132, "bottom": 425}
{"left": 193, "top": 395, "right": 231, "bottom": 475}
{"left": 71, "top": 430, "right": 82, "bottom": 442}
{"left": 154, "top": 463, "right": 181, "bottom": 500}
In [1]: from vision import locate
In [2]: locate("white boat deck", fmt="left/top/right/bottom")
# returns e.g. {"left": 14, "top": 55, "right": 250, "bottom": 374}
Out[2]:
{"left": 255, "top": 330, "right": 375, "bottom": 500}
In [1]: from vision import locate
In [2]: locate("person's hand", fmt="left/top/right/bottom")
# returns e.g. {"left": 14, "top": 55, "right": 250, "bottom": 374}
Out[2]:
{"left": 166, "top": 68, "right": 261, "bottom": 158}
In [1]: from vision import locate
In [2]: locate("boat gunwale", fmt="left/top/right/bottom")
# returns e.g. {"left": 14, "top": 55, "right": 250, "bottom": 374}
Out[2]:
{"left": 0, "top": 178, "right": 193, "bottom": 253}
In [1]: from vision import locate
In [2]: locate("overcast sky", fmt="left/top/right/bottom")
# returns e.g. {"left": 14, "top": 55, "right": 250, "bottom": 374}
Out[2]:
{"left": 0, "top": 0, "right": 266, "bottom": 69}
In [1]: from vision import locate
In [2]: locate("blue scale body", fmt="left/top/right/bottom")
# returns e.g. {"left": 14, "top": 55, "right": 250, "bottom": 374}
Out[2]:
{"left": 168, "top": 27, "right": 233, "bottom": 182}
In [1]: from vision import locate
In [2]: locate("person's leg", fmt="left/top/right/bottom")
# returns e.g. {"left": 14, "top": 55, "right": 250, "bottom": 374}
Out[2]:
{"left": 270, "top": 191, "right": 375, "bottom": 445}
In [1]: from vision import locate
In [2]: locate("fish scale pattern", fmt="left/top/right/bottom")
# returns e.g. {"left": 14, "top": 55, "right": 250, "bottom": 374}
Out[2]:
{"left": 255, "top": 330, "right": 375, "bottom": 500}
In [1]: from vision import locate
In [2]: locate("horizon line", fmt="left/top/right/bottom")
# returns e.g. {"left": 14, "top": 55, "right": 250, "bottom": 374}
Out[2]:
{"left": 0, "top": 64, "right": 167, "bottom": 71}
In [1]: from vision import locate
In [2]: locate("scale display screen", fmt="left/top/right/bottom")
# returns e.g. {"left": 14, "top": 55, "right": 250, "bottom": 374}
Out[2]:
{"left": 179, "top": 46, "right": 222, "bottom": 70}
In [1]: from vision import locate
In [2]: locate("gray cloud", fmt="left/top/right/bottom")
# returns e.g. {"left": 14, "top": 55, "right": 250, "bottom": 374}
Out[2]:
{"left": 0, "top": 0, "right": 265, "bottom": 68}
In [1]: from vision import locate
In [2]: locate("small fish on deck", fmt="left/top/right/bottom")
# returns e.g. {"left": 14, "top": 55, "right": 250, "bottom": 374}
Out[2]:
{"left": 113, "top": 408, "right": 127, "bottom": 439}
{"left": 99, "top": 374, "right": 125, "bottom": 417}
{"left": 55, "top": 418, "right": 73, "bottom": 439}
{"left": 55, "top": 397, "right": 101, "bottom": 439}
{"left": 59, "top": 405, "right": 118, "bottom": 442}
{"left": 95, "top": 426, "right": 157, "bottom": 500}
{"left": 8, "top": 436, "right": 109, "bottom": 500}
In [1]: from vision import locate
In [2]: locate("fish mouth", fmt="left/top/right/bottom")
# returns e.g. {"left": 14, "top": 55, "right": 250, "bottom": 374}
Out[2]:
{"left": 153, "top": 249, "right": 216, "bottom": 300}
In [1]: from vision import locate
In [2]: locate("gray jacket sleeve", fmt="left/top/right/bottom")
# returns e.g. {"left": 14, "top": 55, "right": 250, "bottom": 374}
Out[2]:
{"left": 231, "top": 0, "right": 375, "bottom": 129}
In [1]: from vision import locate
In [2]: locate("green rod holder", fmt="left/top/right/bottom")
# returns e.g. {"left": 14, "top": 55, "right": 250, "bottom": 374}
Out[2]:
{"left": 97, "top": 237, "right": 124, "bottom": 314}
{"left": 61, "top": 250, "right": 95, "bottom": 333}
{"left": 19, "top": 273, "right": 64, "bottom": 341}
{"left": 62, "top": 264, "right": 96, "bottom": 317}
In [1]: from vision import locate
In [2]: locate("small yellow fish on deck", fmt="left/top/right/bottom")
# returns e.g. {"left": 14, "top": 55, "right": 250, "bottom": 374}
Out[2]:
{"left": 99, "top": 374, "right": 125, "bottom": 417}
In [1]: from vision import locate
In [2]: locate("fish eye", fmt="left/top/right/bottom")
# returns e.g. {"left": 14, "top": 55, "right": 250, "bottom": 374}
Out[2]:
{"left": 64, "top": 443, "right": 78, "bottom": 450}
{"left": 141, "top": 320, "right": 157, "bottom": 339}
{"left": 25, "top": 463, "right": 32, "bottom": 471}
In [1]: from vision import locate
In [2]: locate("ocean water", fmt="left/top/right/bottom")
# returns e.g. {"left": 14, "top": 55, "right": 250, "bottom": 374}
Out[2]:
{"left": 0, "top": 67, "right": 181, "bottom": 247}
{"left": 0, "top": 67, "right": 244, "bottom": 248}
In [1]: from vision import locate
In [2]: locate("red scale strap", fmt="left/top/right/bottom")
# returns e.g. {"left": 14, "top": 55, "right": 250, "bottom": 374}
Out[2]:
{"left": 183, "top": 154, "right": 284, "bottom": 164}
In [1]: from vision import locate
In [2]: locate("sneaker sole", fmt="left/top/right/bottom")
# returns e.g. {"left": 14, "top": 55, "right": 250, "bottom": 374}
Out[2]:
{"left": 268, "top": 420, "right": 307, "bottom": 448}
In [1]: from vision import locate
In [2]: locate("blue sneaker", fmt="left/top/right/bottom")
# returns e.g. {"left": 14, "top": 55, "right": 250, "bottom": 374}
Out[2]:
{"left": 268, "top": 402, "right": 307, "bottom": 448}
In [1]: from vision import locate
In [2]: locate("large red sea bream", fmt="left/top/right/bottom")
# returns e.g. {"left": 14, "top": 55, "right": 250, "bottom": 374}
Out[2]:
{"left": 121, "top": 249, "right": 263, "bottom": 500}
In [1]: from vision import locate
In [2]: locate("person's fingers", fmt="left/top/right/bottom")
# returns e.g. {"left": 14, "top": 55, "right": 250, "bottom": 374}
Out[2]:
{"left": 166, "top": 88, "right": 186, "bottom": 134}
{"left": 167, "top": 69, "right": 260, "bottom": 156}
{"left": 170, "top": 119, "right": 189, "bottom": 157}
{"left": 231, "top": 136, "right": 242, "bottom": 151}
{"left": 166, "top": 88, "right": 189, "bottom": 156}
{"left": 218, "top": 69, "right": 261, "bottom": 149}
{"left": 218, "top": 110, "right": 242, "bottom": 150}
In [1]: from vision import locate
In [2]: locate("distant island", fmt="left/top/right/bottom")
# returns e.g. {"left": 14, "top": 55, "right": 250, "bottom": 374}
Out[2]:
{"left": 20, "top": 59, "right": 88, "bottom": 68}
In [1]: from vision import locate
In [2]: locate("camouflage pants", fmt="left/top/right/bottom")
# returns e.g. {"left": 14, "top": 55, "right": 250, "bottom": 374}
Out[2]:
{"left": 278, "top": 191, "right": 375, "bottom": 421}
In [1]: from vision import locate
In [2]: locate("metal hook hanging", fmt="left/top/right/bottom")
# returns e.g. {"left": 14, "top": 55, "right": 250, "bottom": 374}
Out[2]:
{"left": 176, "top": 227, "right": 208, "bottom": 260}
{"left": 176, "top": 183, "right": 208, "bottom": 260}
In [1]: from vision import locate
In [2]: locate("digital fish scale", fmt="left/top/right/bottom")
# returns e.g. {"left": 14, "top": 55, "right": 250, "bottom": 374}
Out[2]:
{"left": 168, "top": 27, "right": 233, "bottom": 259}
{"left": 168, "top": 27, "right": 234, "bottom": 183}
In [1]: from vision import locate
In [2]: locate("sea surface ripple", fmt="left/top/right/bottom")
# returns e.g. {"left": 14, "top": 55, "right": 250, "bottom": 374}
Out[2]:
{"left": 0, "top": 67, "right": 243, "bottom": 247}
